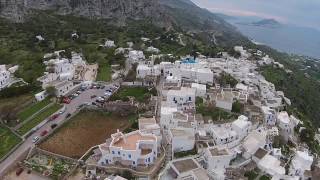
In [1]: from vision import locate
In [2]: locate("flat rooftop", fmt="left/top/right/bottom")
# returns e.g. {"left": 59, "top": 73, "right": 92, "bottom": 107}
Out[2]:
{"left": 172, "top": 158, "right": 199, "bottom": 174}
{"left": 254, "top": 148, "right": 268, "bottom": 160}
{"left": 210, "top": 148, "right": 229, "bottom": 156}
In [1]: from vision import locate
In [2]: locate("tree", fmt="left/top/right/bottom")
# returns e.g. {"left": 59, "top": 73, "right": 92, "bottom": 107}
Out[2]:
{"left": 232, "top": 100, "right": 242, "bottom": 113}
{"left": 45, "top": 86, "right": 56, "bottom": 97}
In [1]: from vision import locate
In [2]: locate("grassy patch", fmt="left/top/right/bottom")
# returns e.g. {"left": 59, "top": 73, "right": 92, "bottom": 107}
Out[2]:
{"left": 174, "top": 148, "right": 197, "bottom": 158}
{"left": 18, "top": 104, "right": 62, "bottom": 135}
{"left": 259, "top": 175, "right": 271, "bottom": 180}
{"left": 110, "top": 86, "right": 156, "bottom": 103}
{"left": 39, "top": 110, "right": 135, "bottom": 158}
{"left": 0, "top": 125, "right": 22, "bottom": 159}
{"left": 96, "top": 63, "right": 111, "bottom": 82}
{"left": 244, "top": 170, "right": 259, "bottom": 180}
{"left": 196, "top": 103, "right": 237, "bottom": 122}
{"left": 17, "top": 98, "right": 51, "bottom": 122}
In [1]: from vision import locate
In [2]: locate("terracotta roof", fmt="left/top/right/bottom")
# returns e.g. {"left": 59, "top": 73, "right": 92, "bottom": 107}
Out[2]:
{"left": 112, "top": 131, "right": 156, "bottom": 150}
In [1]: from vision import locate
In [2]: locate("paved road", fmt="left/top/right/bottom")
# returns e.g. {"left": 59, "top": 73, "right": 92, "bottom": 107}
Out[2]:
{"left": 0, "top": 82, "right": 118, "bottom": 177}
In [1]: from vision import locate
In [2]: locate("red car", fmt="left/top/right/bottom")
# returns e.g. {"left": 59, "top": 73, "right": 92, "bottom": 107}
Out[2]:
{"left": 63, "top": 97, "right": 71, "bottom": 104}
{"left": 16, "top": 167, "right": 24, "bottom": 176}
{"left": 50, "top": 114, "right": 59, "bottom": 121}
{"left": 40, "top": 130, "right": 48, "bottom": 137}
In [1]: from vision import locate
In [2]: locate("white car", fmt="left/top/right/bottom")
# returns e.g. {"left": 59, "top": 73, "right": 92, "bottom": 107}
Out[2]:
{"left": 32, "top": 136, "right": 40, "bottom": 143}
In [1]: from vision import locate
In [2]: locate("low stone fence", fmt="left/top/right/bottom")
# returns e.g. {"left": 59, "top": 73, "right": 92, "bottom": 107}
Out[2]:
{"left": 22, "top": 105, "right": 65, "bottom": 139}
{"left": 32, "top": 147, "right": 78, "bottom": 163}
{"left": 121, "top": 81, "right": 153, "bottom": 87}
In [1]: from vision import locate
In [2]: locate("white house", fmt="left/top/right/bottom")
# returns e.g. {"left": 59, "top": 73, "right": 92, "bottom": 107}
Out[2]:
{"left": 277, "top": 111, "right": 296, "bottom": 141}
{"left": 160, "top": 105, "right": 178, "bottom": 129}
{"left": 191, "top": 83, "right": 206, "bottom": 97}
{"left": 169, "top": 128, "right": 195, "bottom": 153}
{"left": 138, "top": 117, "right": 162, "bottom": 147}
{"left": 136, "top": 64, "right": 160, "bottom": 79}
{"left": 146, "top": 46, "right": 160, "bottom": 53}
{"left": 167, "top": 87, "right": 196, "bottom": 106}
{"left": 0, "top": 65, "right": 11, "bottom": 89}
{"left": 35, "top": 91, "right": 48, "bottom": 102}
{"left": 261, "top": 106, "right": 277, "bottom": 126}
{"left": 98, "top": 130, "right": 158, "bottom": 167}
{"left": 168, "top": 67, "right": 214, "bottom": 85}
{"left": 242, "top": 128, "right": 267, "bottom": 159}
{"left": 289, "top": 151, "right": 313, "bottom": 179}
{"left": 128, "top": 50, "right": 145, "bottom": 63}
{"left": 104, "top": 40, "right": 116, "bottom": 48}
{"left": 204, "top": 147, "right": 234, "bottom": 180}
{"left": 211, "top": 125, "right": 238, "bottom": 146}
{"left": 231, "top": 115, "right": 252, "bottom": 140}
{"left": 257, "top": 154, "right": 286, "bottom": 177}
{"left": 167, "top": 158, "right": 209, "bottom": 180}
{"left": 48, "top": 80, "right": 74, "bottom": 97}
{"left": 215, "top": 90, "right": 234, "bottom": 111}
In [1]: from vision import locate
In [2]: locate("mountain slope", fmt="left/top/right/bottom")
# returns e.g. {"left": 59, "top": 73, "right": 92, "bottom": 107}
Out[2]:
{"left": 0, "top": 0, "right": 250, "bottom": 47}
{"left": 0, "top": 0, "right": 171, "bottom": 27}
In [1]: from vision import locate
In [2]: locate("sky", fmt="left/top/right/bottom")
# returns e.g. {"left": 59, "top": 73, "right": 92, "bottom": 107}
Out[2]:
{"left": 191, "top": 0, "right": 320, "bottom": 30}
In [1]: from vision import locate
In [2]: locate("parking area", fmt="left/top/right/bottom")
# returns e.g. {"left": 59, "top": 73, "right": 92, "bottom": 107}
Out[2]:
{"left": 30, "top": 82, "right": 120, "bottom": 146}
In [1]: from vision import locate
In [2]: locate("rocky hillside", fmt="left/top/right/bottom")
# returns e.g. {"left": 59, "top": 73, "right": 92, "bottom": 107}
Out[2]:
{"left": 0, "top": 0, "right": 171, "bottom": 26}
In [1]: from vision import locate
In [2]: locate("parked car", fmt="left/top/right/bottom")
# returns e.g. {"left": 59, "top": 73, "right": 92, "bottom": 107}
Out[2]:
{"left": 32, "top": 136, "right": 40, "bottom": 143}
{"left": 51, "top": 124, "right": 58, "bottom": 129}
{"left": 40, "top": 130, "right": 48, "bottom": 137}
{"left": 16, "top": 167, "right": 24, "bottom": 176}
{"left": 49, "top": 114, "right": 59, "bottom": 121}
{"left": 63, "top": 97, "right": 71, "bottom": 104}
{"left": 91, "top": 95, "right": 97, "bottom": 99}
{"left": 65, "top": 113, "right": 71, "bottom": 119}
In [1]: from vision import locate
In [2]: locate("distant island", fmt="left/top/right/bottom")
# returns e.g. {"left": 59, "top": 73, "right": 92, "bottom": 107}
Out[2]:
{"left": 237, "top": 18, "right": 282, "bottom": 28}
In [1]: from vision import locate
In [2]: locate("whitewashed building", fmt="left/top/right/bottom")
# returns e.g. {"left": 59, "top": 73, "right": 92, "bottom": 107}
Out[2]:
{"left": 98, "top": 130, "right": 158, "bottom": 167}
{"left": 0, "top": 65, "right": 11, "bottom": 89}
{"left": 211, "top": 125, "right": 238, "bottom": 146}
{"left": 167, "top": 158, "right": 209, "bottom": 180}
{"left": 261, "top": 106, "right": 277, "bottom": 126}
{"left": 204, "top": 147, "right": 234, "bottom": 180}
{"left": 191, "top": 83, "right": 206, "bottom": 97}
{"left": 128, "top": 50, "right": 145, "bottom": 63}
{"left": 169, "top": 128, "right": 195, "bottom": 153}
{"left": 257, "top": 154, "right": 286, "bottom": 177}
{"left": 48, "top": 80, "right": 74, "bottom": 97}
{"left": 277, "top": 111, "right": 297, "bottom": 141}
{"left": 167, "top": 87, "right": 196, "bottom": 106}
{"left": 231, "top": 115, "right": 252, "bottom": 140}
{"left": 136, "top": 64, "right": 161, "bottom": 79}
{"left": 215, "top": 90, "right": 234, "bottom": 111}
{"left": 242, "top": 128, "right": 267, "bottom": 159}
{"left": 35, "top": 91, "right": 48, "bottom": 102}
{"left": 289, "top": 151, "right": 313, "bottom": 179}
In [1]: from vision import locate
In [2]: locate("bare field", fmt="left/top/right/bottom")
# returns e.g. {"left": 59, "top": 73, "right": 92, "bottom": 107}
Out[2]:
{"left": 39, "top": 110, "right": 131, "bottom": 158}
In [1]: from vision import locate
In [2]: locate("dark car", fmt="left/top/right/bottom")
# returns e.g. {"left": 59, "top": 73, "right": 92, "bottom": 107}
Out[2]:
{"left": 91, "top": 95, "right": 97, "bottom": 99}
{"left": 65, "top": 113, "right": 71, "bottom": 119}
{"left": 51, "top": 124, "right": 58, "bottom": 129}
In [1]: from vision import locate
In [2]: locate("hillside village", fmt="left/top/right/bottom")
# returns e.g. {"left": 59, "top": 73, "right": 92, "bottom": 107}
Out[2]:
{"left": 0, "top": 35, "right": 319, "bottom": 180}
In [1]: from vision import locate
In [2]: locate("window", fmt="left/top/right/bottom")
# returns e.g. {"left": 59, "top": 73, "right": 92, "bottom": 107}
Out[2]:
{"left": 129, "top": 154, "right": 132, "bottom": 158}
{"left": 112, "top": 151, "right": 115, "bottom": 154}
{"left": 133, "top": 161, "right": 135, "bottom": 165}
{"left": 118, "top": 151, "right": 120, "bottom": 155}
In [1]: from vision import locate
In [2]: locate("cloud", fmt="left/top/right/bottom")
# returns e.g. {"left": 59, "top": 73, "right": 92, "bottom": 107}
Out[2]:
{"left": 191, "top": 0, "right": 320, "bottom": 30}
{"left": 207, "top": 7, "right": 287, "bottom": 23}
